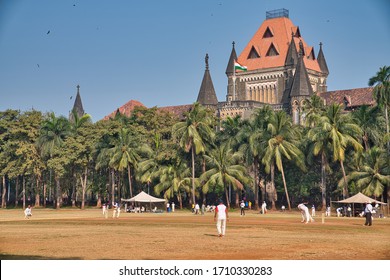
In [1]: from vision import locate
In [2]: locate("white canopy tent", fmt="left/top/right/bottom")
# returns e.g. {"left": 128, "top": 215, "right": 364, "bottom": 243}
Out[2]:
{"left": 121, "top": 191, "right": 166, "bottom": 212}
{"left": 331, "top": 192, "right": 387, "bottom": 217}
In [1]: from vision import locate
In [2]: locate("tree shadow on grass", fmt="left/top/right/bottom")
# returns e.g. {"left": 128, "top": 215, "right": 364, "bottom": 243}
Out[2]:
{"left": 0, "top": 254, "right": 82, "bottom": 260}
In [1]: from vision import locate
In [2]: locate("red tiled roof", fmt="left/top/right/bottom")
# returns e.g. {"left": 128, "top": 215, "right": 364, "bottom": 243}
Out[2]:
{"left": 157, "top": 104, "right": 193, "bottom": 119}
{"left": 237, "top": 17, "right": 321, "bottom": 72}
{"left": 103, "top": 100, "right": 145, "bottom": 120}
{"left": 318, "top": 87, "right": 375, "bottom": 108}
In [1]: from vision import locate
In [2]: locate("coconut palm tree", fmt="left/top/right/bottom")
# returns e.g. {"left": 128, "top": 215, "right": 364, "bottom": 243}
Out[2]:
{"left": 318, "top": 104, "right": 363, "bottom": 199}
{"left": 343, "top": 147, "right": 390, "bottom": 197}
{"left": 153, "top": 160, "right": 192, "bottom": 209}
{"left": 262, "top": 110, "right": 306, "bottom": 210}
{"left": 200, "top": 144, "right": 250, "bottom": 209}
{"left": 351, "top": 105, "right": 382, "bottom": 151}
{"left": 368, "top": 66, "right": 390, "bottom": 151}
{"left": 302, "top": 94, "right": 325, "bottom": 127}
{"left": 37, "top": 112, "right": 70, "bottom": 208}
{"left": 109, "top": 128, "right": 151, "bottom": 199}
{"left": 172, "top": 102, "right": 215, "bottom": 204}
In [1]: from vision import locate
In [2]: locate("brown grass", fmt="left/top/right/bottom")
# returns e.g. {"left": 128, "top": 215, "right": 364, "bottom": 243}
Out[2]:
{"left": 0, "top": 208, "right": 389, "bottom": 260}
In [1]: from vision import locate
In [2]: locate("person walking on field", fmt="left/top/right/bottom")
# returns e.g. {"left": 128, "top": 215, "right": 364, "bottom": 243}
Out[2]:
{"left": 261, "top": 201, "right": 267, "bottom": 214}
{"left": 24, "top": 205, "right": 32, "bottom": 219}
{"left": 102, "top": 203, "right": 108, "bottom": 218}
{"left": 214, "top": 199, "right": 229, "bottom": 238}
{"left": 240, "top": 200, "right": 245, "bottom": 216}
{"left": 364, "top": 201, "right": 373, "bottom": 226}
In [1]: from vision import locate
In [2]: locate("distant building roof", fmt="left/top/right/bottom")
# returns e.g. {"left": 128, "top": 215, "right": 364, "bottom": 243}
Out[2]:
{"left": 319, "top": 87, "right": 374, "bottom": 109}
{"left": 103, "top": 100, "right": 145, "bottom": 120}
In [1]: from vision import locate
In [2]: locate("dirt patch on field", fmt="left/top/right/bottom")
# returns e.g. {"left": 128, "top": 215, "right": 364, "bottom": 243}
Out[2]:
{"left": 0, "top": 209, "right": 389, "bottom": 260}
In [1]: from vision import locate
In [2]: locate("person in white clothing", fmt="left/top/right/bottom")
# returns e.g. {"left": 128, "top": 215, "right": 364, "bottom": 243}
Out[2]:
{"left": 311, "top": 205, "right": 316, "bottom": 217}
{"left": 112, "top": 202, "right": 118, "bottom": 218}
{"left": 261, "top": 201, "right": 267, "bottom": 214}
{"left": 325, "top": 206, "right": 331, "bottom": 217}
{"left": 214, "top": 199, "right": 229, "bottom": 237}
{"left": 102, "top": 203, "right": 108, "bottom": 218}
{"left": 24, "top": 205, "right": 32, "bottom": 219}
{"left": 195, "top": 203, "right": 200, "bottom": 214}
{"left": 171, "top": 202, "right": 175, "bottom": 212}
{"left": 298, "top": 203, "right": 314, "bottom": 224}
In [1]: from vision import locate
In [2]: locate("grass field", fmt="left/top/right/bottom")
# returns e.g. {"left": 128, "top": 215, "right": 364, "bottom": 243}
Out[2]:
{"left": 0, "top": 208, "right": 389, "bottom": 260}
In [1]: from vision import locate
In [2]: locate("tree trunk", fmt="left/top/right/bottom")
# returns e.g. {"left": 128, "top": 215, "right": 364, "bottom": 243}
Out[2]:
{"left": 340, "top": 160, "right": 349, "bottom": 199}
{"left": 270, "top": 163, "right": 276, "bottom": 210}
{"left": 224, "top": 186, "right": 230, "bottom": 209}
{"left": 177, "top": 191, "right": 183, "bottom": 209}
{"left": 191, "top": 145, "right": 196, "bottom": 205}
{"left": 253, "top": 160, "right": 259, "bottom": 211}
{"left": 127, "top": 166, "right": 133, "bottom": 198}
{"left": 80, "top": 166, "right": 88, "bottom": 209}
{"left": 72, "top": 172, "right": 76, "bottom": 207}
{"left": 111, "top": 169, "right": 115, "bottom": 205}
{"left": 55, "top": 176, "right": 61, "bottom": 209}
{"left": 1, "top": 176, "right": 6, "bottom": 208}
{"left": 23, "top": 176, "right": 26, "bottom": 209}
{"left": 280, "top": 163, "right": 291, "bottom": 211}
{"left": 35, "top": 176, "right": 40, "bottom": 207}
{"left": 385, "top": 106, "right": 390, "bottom": 153}
{"left": 43, "top": 181, "right": 47, "bottom": 208}
{"left": 15, "top": 176, "right": 19, "bottom": 207}
{"left": 321, "top": 152, "right": 326, "bottom": 210}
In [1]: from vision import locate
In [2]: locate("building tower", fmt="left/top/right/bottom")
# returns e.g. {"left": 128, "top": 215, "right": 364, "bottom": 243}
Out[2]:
{"left": 69, "top": 85, "right": 85, "bottom": 122}
{"left": 196, "top": 53, "right": 218, "bottom": 109}
{"left": 219, "top": 9, "right": 329, "bottom": 121}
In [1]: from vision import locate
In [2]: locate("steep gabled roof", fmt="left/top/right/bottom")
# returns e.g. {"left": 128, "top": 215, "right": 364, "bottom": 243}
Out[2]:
{"left": 197, "top": 54, "right": 218, "bottom": 106}
{"left": 285, "top": 35, "right": 298, "bottom": 66}
{"left": 237, "top": 16, "right": 322, "bottom": 72}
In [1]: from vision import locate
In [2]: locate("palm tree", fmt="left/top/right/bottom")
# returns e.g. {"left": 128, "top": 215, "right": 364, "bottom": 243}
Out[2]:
{"left": 109, "top": 128, "right": 151, "bottom": 199}
{"left": 307, "top": 121, "right": 332, "bottom": 210}
{"left": 368, "top": 66, "right": 390, "bottom": 152}
{"left": 200, "top": 144, "right": 250, "bottom": 209}
{"left": 303, "top": 94, "right": 325, "bottom": 127}
{"left": 172, "top": 103, "right": 215, "bottom": 204}
{"left": 343, "top": 147, "right": 390, "bottom": 197}
{"left": 37, "top": 112, "right": 70, "bottom": 208}
{"left": 318, "top": 104, "right": 363, "bottom": 199}
{"left": 153, "top": 160, "right": 192, "bottom": 209}
{"left": 240, "top": 106, "right": 273, "bottom": 210}
{"left": 218, "top": 115, "right": 243, "bottom": 151}
{"left": 351, "top": 105, "right": 382, "bottom": 151}
{"left": 262, "top": 110, "right": 306, "bottom": 210}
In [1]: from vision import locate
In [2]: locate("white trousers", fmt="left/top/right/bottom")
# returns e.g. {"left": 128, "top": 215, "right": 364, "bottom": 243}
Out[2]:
{"left": 216, "top": 219, "right": 226, "bottom": 236}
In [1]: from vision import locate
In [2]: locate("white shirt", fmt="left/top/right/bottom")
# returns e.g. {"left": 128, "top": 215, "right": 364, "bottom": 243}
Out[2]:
{"left": 298, "top": 203, "right": 307, "bottom": 211}
{"left": 216, "top": 204, "right": 227, "bottom": 220}
{"left": 240, "top": 202, "right": 245, "bottom": 208}
{"left": 25, "top": 207, "right": 32, "bottom": 216}
{"left": 365, "top": 204, "right": 373, "bottom": 213}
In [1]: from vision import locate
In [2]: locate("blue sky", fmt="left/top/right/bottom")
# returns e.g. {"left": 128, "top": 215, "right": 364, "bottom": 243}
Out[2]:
{"left": 1, "top": 0, "right": 389, "bottom": 122}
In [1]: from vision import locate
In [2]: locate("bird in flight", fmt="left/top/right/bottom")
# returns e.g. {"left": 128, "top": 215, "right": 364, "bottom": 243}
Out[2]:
{"left": 47, "top": 30, "right": 50, "bottom": 34}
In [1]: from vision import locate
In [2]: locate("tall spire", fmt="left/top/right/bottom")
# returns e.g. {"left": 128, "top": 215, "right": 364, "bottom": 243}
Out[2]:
{"left": 69, "top": 84, "right": 85, "bottom": 121}
{"left": 285, "top": 33, "right": 298, "bottom": 66}
{"left": 317, "top": 42, "right": 329, "bottom": 75}
{"left": 289, "top": 52, "right": 314, "bottom": 97}
{"left": 196, "top": 54, "right": 218, "bottom": 106}
{"left": 225, "top": 41, "right": 237, "bottom": 76}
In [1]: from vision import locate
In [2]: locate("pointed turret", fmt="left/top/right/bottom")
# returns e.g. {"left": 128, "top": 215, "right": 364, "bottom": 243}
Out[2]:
{"left": 196, "top": 54, "right": 218, "bottom": 106}
{"left": 317, "top": 42, "right": 329, "bottom": 75}
{"left": 285, "top": 34, "right": 298, "bottom": 66}
{"left": 69, "top": 85, "right": 85, "bottom": 121}
{"left": 225, "top": 41, "right": 237, "bottom": 76}
{"left": 289, "top": 41, "right": 314, "bottom": 97}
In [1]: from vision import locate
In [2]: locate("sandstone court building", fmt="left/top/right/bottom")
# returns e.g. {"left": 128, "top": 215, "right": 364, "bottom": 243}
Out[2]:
{"left": 104, "top": 9, "right": 374, "bottom": 122}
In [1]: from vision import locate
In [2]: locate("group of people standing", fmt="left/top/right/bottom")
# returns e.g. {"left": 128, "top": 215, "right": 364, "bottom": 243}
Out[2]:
{"left": 102, "top": 202, "right": 121, "bottom": 218}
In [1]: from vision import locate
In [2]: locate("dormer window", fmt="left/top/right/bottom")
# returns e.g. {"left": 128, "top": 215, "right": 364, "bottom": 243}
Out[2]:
{"left": 248, "top": 46, "right": 260, "bottom": 59}
{"left": 263, "top": 27, "right": 273, "bottom": 38}
{"left": 266, "top": 43, "right": 279, "bottom": 56}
